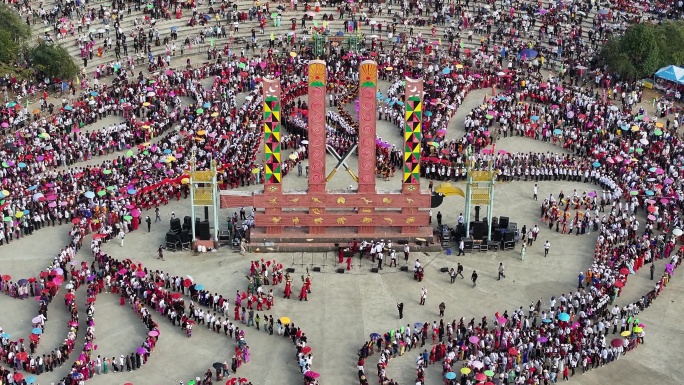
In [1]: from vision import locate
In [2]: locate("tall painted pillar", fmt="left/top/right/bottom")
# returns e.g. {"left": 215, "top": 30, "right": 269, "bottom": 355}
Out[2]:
{"left": 262, "top": 78, "right": 283, "bottom": 235}
{"left": 402, "top": 78, "right": 423, "bottom": 234}
{"left": 357, "top": 61, "right": 378, "bottom": 235}
{"left": 307, "top": 60, "right": 327, "bottom": 234}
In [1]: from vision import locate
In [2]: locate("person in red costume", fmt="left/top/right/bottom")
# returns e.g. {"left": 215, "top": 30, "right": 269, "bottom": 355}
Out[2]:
{"left": 283, "top": 279, "right": 292, "bottom": 299}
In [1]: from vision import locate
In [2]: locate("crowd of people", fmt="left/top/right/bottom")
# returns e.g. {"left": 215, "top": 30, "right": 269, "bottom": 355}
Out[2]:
{"left": 1, "top": 0, "right": 684, "bottom": 383}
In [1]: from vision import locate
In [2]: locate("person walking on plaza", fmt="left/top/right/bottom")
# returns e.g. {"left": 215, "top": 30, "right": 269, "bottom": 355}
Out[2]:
{"left": 471, "top": 270, "right": 478, "bottom": 287}
{"left": 650, "top": 263, "right": 655, "bottom": 280}
{"left": 533, "top": 183, "right": 539, "bottom": 200}
{"left": 158, "top": 245, "right": 165, "bottom": 261}
{"left": 397, "top": 302, "right": 404, "bottom": 319}
{"left": 146, "top": 215, "right": 152, "bottom": 232}
{"left": 544, "top": 240, "right": 550, "bottom": 257}
{"left": 438, "top": 302, "right": 445, "bottom": 317}
{"left": 155, "top": 207, "right": 161, "bottom": 222}
{"left": 456, "top": 263, "right": 464, "bottom": 279}
{"left": 450, "top": 268, "right": 456, "bottom": 284}
{"left": 419, "top": 288, "right": 427, "bottom": 305}
{"left": 458, "top": 238, "right": 465, "bottom": 255}
{"left": 118, "top": 230, "right": 125, "bottom": 247}
{"left": 498, "top": 263, "right": 506, "bottom": 280}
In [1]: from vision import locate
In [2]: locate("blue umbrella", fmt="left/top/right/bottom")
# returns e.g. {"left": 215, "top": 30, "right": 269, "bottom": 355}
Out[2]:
{"left": 518, "top": 49, "right": 538, "bottom": 59}
{"left": 195, "top": 284, "right": 205, "bottom": 290}
{"left": 542, "top": 318, "right": 552, "bottom": 323}
{"left": 28, "top": 185, "right": 37, "bottom": 191}
{"left": 163, "top": 149, "right": 172, "bottom": 154}
{"left": 32, "top": 328, "right": 42, "bottom": 335}
{"left": 64, "top": 105, "right": 73, "bottom": 111}
{"left": 592, "top": 162, "right": 601, "bottom": 168}
{"left": 18, "top": 279, "right": 28, "bottom": 286}
{"left": 645, "top": 190, "right": 655, "bottom": 196}
{"left": 171, "top": 26, "right": 178, "bottom": 32}
{"left": 445, "top": 372, "right": 456, "bottom": 380}
{"left": 90, "top": 91, "right": 98, "bottom": 96}
{"left": 414, "top": 322, "right": 423, "bottom": 328}
{"left": 23, "top": 209, "right": 30, "bottom": 215}
{"left": 84, "top": 191, "right": 95, "bottom": 199}
{"left": 558, "top": 313, "right": 570, "bottom": 322}
{"left": 18, "top": 162, "right": 27, "bottom": 168}
{"left": 128, "top": 189, "right": 137, "bottom": 195}
{"left": 425, "top": 111, "right": 432, "bottom": 117}
{"left": 1, "top": 333, "right": 10, "bottom": 338}
{"left": 370, "top": 333, "right": 380, "bottom": 339}
{"left": 621, "top": 125, "right": 629, "bottom": 130}
{"left": 396, "top": 101, "right": 404, "bottom": 106}
{"left": 203, "top": 14, "right": 211, "bottom": 20}
{"left": 26, "top": 376, "right": 36, "bottom": 384}
{"left": 553, "top": 129, "right": 562, "bottom": 135}
{"left": 531, "top": 115, "right": 539, "bottom": 121}
{"left": 203, "top": 102, "right": 211, "bottom": 108}
{"left": 442, "top": 67, "right": 451, "bottom": 74}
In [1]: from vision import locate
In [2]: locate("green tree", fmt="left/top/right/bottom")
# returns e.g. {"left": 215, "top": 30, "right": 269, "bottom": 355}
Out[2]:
{"left": 0, "top": 4, "right": 31, "bottom": 63}
{"left": 30, "top": 42, "right": 79, "bottom": 80}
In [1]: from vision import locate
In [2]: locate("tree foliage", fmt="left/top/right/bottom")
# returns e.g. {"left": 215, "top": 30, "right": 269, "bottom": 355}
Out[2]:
{"left": 30, "top": 42, "right": 79, "bottom": 80}
{"left": 0, "top": 4, "right": 31, "bottom": 63}
{"left": 600, "top": 21, "right": 684, "bottom": 80}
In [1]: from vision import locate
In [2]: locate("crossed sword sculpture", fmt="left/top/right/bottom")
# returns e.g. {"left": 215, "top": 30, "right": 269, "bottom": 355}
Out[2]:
{"left": 326, "top": 144, "right": 358, "bottom": 182}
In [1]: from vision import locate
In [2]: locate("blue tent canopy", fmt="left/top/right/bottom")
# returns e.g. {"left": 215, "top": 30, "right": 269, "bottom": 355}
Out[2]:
{"left": 655, "top": 65, "right": 684, "bottom": 84}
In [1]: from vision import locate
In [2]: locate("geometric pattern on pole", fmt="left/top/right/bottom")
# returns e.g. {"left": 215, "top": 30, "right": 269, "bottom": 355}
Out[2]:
{"left": 403, "top": 78, "right": 423, "bottom": 186}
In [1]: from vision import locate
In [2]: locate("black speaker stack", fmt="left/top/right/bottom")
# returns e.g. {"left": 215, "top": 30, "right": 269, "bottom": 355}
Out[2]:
{"left": 169, "top": 218, "right": 181, "bottom": 233}
{"left": 183, "top": 216, "right": 192, "bottom": 231}
{"left": 499, "top": 216, "right": 510, "bottom": 229}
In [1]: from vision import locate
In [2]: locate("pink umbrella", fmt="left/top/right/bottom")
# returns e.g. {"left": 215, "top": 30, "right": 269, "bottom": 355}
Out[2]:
{"left": 148, "top": 330, "right": 159, "bottom": 337}
{"left": 647, "top": 215, "right": 656, "bottom": 221}
{"left": 117, "top": 268, "right": 128, "bottom": 275}
{"left": 131, "top": 209, "right": 141, "bottom": 217}
{"left": 469, "top": 336, "right": 479, "bottom": 344}
{"left": 136, "top": 270, "right": 146, "bottom": 278}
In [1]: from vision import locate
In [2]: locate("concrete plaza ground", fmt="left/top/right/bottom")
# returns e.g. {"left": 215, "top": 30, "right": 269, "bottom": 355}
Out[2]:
{"left": 1, "top": 88, "right": 683, "bottom": 385}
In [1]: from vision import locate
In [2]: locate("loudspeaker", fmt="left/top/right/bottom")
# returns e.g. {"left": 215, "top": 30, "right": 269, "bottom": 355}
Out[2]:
{"left": 440, "top": 267, "right": 449, "bottom": 273}
{"left": 463, "top": 238, "right": 474, "bottom": 250}
{"left": 170, "top": 218, "right": 181, "bottom": 233}
{"left": 499, "top": 216, "right": 510, "bottom": 229}
{"left": 336, "top": 268, "right": 345, "bottom": 274}
{"left": 165, "top": 232, "right": 178, "bottom": 243}
{"left": 504, "top": 231, "right": 514, "bottom": 242}
{"left": 183, "top": 216, "right": 192, "bottom": 230}
{"left": 492, "top": 230, "right": 503, "bottom": 242}
{"left": 180, "top": 229, "right": 191, "bottom": 243}
{"left": 286, "top": 268, "right": 295, "bottom": 273}
{"left": 194, "top": 218, "right": 201, "bottom": 236}
{"left": 400, "top": 266, "right": 409, "bottom": 271}
{"left": 198, "top": 221, "right": 210, "bottom": 240}
{"left": 312, "top": 267, "right": 321, "bottom": 272}
{"left": 491, "top": 216, "right": 499, "bottom": 229}
{"left": 370, "top": 268, "right": 379, "bottom": 273}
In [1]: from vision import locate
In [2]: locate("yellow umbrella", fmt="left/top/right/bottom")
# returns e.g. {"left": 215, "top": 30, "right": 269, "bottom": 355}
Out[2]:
{"left": 181, "top": 178, "right": 190, "bottom": 184}
{"left": 435, "top": 183, "right": 465, "bottom": 197}
{"left": 460, "top": 367, "right": 471, "bottom": 375}
{"left": 288, "top": 153, "right": 298, "bottom": 160}
{"left": 655, "top": 122, "right": 664, "bottom": 128}
{"left": 166, "top": 156, "right": 177, "bottom": 163}
{"left": 142, "top": 102, "right": 150, "bottom": 107}
{"left": 290, "top": 51, "right": 297, "bottom": 57}
{"left": 621, "top": 330, "right": 631, "bottom": 337}
{"left": 15, "top": 212, "right": 23, "bottom": 218}
{"left": 386, "top": 66, "right": 393, "bottom": 71}
{"left": 633, "top": 327, "right": 643, "bottom": 333}
{"left": 142, "top": 125, "right": 150, "bottom": 129}
{"left": 251, "top": 168, "right": 260, "bottom": 174}
{"left": 455, "top": 64, "right": 464, "bottom": 69}
{"left": 280, "top": 316, "right": 291, "bottom": 324}
{"left": 211, "top": 112, "right": 219, "bottom": 117}
{"left": 1, "top": 190, "right": 9, "bottom": 197}
{"left": 32, "top": 109, "right": 40, "bottom": 114}
{"left": 141, "top": 142, "right": 151, "bottom": 147}
{"left": 197, "top": 130, "right": 206, "bottom": 136}
{"left": 631, "top": 125, "right": 639, "bottom": 132}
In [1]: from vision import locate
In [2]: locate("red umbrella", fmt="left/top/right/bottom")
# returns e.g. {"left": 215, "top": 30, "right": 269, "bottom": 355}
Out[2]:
{"left": 29, "top": 334, "right": 40, "bottom": 342}
{"left": 13, "top": 373, "right": 23, "bottom": 381}
{"left": 619, "top": 267, "right": 629, "bottom": 275}
{"left": 301, "top": 346, "right": 312, "bottom": 354}
{"left": 40, "top": 271, "right": 48, "bottom": 278}
{"left": 171, "top": 293, "right": 182, "bottom": 299}
{"left": 183, "top": 279, "right": 192, "bottom": 287}
{"left": 65, "top": 293, "right": 75, "bottom": 300}
{"left": 508, "top": 347, "right": 518, "bottom": 356}
{"left": 86, "top": 297, "right": 96, "bottom": 303}
{"left": 2, "top": 275, "right": 11, "bottom": 281}
{"left": 72, "top": 217, "right": 81, "bottom": 224}
{"left": 16, "top": 352, "right": 27, "bottom": 361}
{"left": 610, "top": 338, "right": 623, "bottom": 348}
{"left": 614, "top": 281, "right": 624, "bottom": 288}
